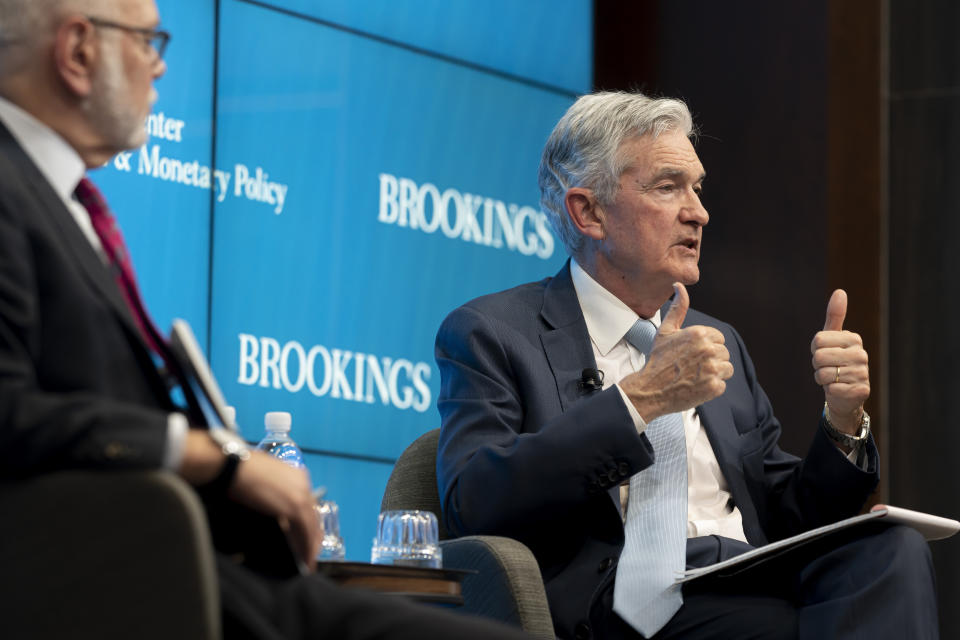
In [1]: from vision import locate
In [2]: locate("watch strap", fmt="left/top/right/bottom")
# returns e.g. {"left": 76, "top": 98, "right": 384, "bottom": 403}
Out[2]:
{"left": 822, "top": 403, "right": 871, "bottom": 448}
{"left": 200, "top": 451, "right": 241, "bottom": 495}
{"left": 199, "top": 429, "right": 251, "bottom": 495}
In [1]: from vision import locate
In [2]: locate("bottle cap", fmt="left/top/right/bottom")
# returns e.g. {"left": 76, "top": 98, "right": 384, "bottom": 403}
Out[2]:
{"left": 265, "top": 411, "right": 292, "bottom": 433}
{"left": 222, "top": 406, "right": 236, "bottom": 429}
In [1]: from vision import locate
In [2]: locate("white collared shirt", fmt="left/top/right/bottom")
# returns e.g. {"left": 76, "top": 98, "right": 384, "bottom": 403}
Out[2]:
{"left": 570, "top": 259, "right": 748, "bottom": 541}
{"left": 0, "top": 96, "right": 187, "bottom": 470}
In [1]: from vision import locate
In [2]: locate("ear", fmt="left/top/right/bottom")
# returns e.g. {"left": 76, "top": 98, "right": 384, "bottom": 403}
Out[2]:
{"left": 53, "top": 16, "right": 98, "bottom": 98}
{"left": 564, "top": 187, "right": 605, "bottom": 242}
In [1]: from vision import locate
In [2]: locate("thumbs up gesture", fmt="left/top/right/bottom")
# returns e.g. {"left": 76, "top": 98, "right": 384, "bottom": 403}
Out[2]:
{"left": 620, "top": 283, "right": 734, "bottom": 421}
{"left": 810, "top": 290, "right": 871, "bottom": 433}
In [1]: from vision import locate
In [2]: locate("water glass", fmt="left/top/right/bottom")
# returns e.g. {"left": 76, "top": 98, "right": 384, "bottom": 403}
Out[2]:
{"left": 315, "top": 499, "right": 346, "bottom": 561}
{"left": 370, "top": 510, "right": 442, "bottom": 568}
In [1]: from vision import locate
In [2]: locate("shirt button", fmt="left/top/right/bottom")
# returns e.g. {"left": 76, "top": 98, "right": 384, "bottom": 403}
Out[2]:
{"left": 598, "top": 557, "right": 614, "bottom": 572}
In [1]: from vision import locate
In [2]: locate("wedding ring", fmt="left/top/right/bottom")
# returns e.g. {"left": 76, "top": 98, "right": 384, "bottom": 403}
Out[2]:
{"left": 835, "top": 366, "right": 840, "bottom": 383}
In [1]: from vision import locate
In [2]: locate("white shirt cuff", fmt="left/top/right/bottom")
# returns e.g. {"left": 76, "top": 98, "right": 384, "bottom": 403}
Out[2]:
{"left": 845, "top": 445, "right": 859, "bottom": 464}
{"left": 616, "top": 383, "right": 648, "bottom": 434}
{"left": 845, "top": 440, "right": 871, "bottom": 469}
{"left": 162, "top": 412, "right": 189, "bottom": 470}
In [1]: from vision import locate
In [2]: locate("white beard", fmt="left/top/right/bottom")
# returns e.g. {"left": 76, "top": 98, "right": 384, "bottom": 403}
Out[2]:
{"left": 81, "top": 40, "right": 156, "bottom": 152}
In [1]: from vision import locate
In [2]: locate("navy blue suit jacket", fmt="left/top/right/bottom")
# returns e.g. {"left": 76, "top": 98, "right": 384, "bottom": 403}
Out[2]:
{"left": 435, "top": 262, "right": 878, "bottom": 639}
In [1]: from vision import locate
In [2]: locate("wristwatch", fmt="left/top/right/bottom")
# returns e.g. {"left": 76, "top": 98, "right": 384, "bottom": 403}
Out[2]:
{"left": 205, "top": 428, "right": 252, "bottom": 492}
{"left": 822, "top": 402, "right": 871, "bottom": 449}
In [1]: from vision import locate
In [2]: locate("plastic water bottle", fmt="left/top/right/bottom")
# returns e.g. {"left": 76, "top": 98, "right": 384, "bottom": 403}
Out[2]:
{"left": 256, "top": 411, "right": 304, "bottom": 468}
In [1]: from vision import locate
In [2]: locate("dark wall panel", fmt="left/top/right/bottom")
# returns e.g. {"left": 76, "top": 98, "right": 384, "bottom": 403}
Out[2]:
{"left": 658, "top": 1, "right": 831, "bottom": 457}
{"left": 888, "top": 1, "right": 960, "bottom": 634}
{"left": 595, "top": 0, "right": 831, "bottom": 455}
{"left": 890, "top": 1, "right": 960, "bottom": 94}
{"left": 888, "top": 82, "right": 960, "bottom": 640}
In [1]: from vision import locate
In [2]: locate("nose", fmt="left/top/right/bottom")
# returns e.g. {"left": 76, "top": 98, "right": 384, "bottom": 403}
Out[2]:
{"left": 681, "top": 188, "right": 709, "bottom": 226}
{"left": 152, "top": 56, "right": 166, "bottom": 79}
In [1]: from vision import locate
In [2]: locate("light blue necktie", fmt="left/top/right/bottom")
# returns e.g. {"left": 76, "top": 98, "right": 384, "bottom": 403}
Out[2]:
{"left": 612, "top": 318, "right": 687, "bottom": 637}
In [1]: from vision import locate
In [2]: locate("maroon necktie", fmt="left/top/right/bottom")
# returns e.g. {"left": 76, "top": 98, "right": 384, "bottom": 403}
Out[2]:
{"left": 74, "top": 177, "right": 171, "bottom": 366}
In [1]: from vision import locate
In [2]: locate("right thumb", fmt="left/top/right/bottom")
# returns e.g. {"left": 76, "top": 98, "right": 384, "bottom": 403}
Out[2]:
{"left": 659, "top": 282, "right": 689, "bottom": 335}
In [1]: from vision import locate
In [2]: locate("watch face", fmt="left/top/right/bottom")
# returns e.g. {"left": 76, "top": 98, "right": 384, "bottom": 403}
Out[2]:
{"left": 210, "top": 428, "right": 251, "bottom": 459}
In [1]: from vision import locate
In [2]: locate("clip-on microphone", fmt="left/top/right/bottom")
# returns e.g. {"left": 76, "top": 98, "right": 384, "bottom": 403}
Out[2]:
{"left": 579, "top": 367, "right": 604, "bottom": 392}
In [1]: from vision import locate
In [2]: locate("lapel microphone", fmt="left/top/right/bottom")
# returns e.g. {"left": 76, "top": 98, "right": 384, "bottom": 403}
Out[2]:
{"left": 579, "top": 367, "right": 604, "bottom": 392}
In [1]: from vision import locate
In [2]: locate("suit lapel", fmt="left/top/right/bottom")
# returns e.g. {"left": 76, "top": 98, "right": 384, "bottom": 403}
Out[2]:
{"left": 539, "top": 261, "right": 599, "bottom": 412}
{"left": 0, "top": 122, "right": 150, "bottom": 353}
{"left": 539, "top": 262, "right": 625, "bottom": 512}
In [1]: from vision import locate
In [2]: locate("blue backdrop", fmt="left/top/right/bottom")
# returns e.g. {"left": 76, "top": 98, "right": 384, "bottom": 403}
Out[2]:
{"left": 94, "top": 0, "right": 589, "bottom": 560}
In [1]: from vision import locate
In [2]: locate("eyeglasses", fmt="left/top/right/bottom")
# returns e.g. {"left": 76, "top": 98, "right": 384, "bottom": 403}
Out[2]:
{"left": 87, "top": 16, "right": 171, "bottom": 60}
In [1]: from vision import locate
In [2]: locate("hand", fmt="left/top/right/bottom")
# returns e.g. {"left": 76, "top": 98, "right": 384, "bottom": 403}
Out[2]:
{"left": 620, "top": 283, "right": 734, "bottom": 420}
{"left": 228, "top": 451, "right": 322, "bottom": 570}
{"left": 810, "top": 289, "right": 870, "bottom": 433}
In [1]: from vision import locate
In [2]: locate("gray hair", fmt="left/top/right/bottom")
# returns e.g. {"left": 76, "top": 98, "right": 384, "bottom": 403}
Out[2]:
{"left": 538, "top": 91, "right": 695, "bottom": 257}
{"left": 0, "top": 0, "right": 106, "bottom": 75}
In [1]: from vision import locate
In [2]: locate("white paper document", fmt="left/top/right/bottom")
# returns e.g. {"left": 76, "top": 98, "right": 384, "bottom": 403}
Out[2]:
{"left": 168, "top": 319, "right": 235, "bottom": 431}
{"left": 676, "top": 505, "right": 959, "bottom": 584}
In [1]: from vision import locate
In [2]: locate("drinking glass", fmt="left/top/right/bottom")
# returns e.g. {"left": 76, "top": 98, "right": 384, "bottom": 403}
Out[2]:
{"left": 315, "top": 499, "right": 346, "bottom": 561}
{"left": 370, "top": 509, "right": 442, "bottom": 568}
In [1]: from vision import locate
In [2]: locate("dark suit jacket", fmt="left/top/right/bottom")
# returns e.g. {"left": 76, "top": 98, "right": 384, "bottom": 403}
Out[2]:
{"left": 0, "top": 119, "right": 302, "bottom": 575}
{"left": 435, "top": 261, "right": 879, "bottom": 639}
{"left": 0, "top": 120, "right": 173, "bottom": 477}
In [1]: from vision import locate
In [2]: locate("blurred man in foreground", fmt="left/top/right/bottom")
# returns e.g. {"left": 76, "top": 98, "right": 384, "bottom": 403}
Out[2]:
{"left": 0, "top": 1, "right": 527, "bottom": 637}
{"left": 436, "top": 92, "right": 938, "bottom": 639}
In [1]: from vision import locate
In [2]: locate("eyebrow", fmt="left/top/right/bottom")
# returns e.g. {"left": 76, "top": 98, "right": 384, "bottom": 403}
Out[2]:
{"left": 637, "top": 167, "right": 706, "bottom": 192}
{"left": 649, "top": 167, "right": 706, "bottom": 182}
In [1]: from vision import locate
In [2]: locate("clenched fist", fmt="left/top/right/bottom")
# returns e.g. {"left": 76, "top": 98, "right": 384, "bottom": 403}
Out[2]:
{"left": 810, "top": 289, "right": 870, "bottom": 434}
{"left": 621, "top": 283, "right": 734, "bottom": 421}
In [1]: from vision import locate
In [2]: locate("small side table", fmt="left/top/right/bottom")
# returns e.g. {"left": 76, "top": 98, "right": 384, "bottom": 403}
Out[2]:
{"left": 316, "top": 561, "right": 471, "bottom": 606}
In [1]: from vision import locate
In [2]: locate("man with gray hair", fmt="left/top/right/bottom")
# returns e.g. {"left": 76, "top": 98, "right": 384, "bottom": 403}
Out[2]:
{"left": 0, "top": 1, "right": 530, "bottom": 638}
{"left": 436, "top": 91, "right": 937, "bottom": 639}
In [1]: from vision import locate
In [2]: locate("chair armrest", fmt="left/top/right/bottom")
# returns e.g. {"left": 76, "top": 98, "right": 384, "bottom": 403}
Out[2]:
{"left": 440, "top": 535, "right": 555, "bottom": 639}
{"left": 0, "top": 470, "right": 220, "bottom": 639}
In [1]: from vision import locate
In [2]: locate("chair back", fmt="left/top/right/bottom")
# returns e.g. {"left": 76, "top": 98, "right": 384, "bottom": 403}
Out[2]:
{"left": 381, "top": 429, "right": 557, "bottom": 638}
{"left": 0, "top": 470, "right": 220, "bottom": 639}
{"left": 380, "top": 428, "right": 449, "bottom": 540}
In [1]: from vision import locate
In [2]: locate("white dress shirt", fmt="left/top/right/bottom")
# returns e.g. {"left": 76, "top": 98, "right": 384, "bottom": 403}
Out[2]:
{"left": 569, "top": 259, "right": 748, "bottom": 541}
{"left": 0, "top": 96, "right": 187, "bottom": 470}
